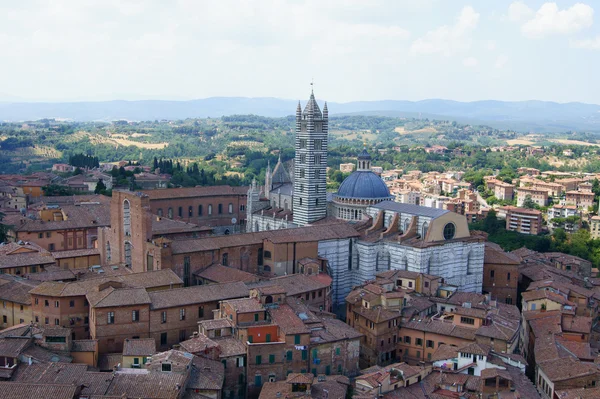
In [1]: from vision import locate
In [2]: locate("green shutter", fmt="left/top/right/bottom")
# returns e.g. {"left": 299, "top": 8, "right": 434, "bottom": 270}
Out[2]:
{"left": 266, "top": 334, "right": 271, "bottom": 342}
{"left": 312, "top": 349, "right": 318, "bottom": 359}
{"left": 302, "top": 350, "right": 307, "bottom": 360}
{"left": 254, "top": 375, "right": 262, "bottom": 387}
{"left": 325, "top": 365, "right": 331, "bottom": 375}
{"left": 256, "top": 355, "right": 261, "bottom": 365}
{"left": 222, "top": 360, "right": 227, "bottom": 368}
{"left": 248, "top": 335, "right": 253, "bottom": 343}
{"left": 294, "top": 335, "right": 300, "bottom": 345}
{"left": 312, "top": 368, "right": 317, "bottom": 376}
{"left": 335, "top": 347, "right": 340, "bottom": 355}
{"left": 269, "top": 354, "right": 275, "bottom": 364}
{"left": 287, "top": 351, "right": 292, "bottom": 361}
{"left": 254, "top": 313, "right": 259, "bottom": 321}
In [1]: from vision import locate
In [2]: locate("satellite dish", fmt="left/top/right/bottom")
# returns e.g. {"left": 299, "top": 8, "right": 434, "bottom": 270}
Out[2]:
{"left": 231, "top": 217, "right": 237, "bottom": 224}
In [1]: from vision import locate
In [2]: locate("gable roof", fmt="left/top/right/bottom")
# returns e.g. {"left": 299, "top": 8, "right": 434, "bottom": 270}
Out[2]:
{"left": 372, "top": 201, "right": 449, "bottom": 219}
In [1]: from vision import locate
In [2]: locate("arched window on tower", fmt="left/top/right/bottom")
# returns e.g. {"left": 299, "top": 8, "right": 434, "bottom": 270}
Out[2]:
{"left": 123, "top": 200, "right": 131, "bottom": 236}
{"left": 124, "top": 241, "right": 132, "bottom": 268}
{"left": 168, "top": 207, "right": 173, "bottom": 218}
{"left": 403, "top": 218, "right": 410, "bottom": 232}
{"left": 157, "top": 208, "right": 163, "bottom": 217}
{"left": 422, "top": 222, "right": 429, "bottom": 238}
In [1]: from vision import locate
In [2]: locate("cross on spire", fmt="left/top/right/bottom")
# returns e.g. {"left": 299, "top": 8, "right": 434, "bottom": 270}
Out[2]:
{"left": 310, "top": 78, "right": 314, "bottom": 94}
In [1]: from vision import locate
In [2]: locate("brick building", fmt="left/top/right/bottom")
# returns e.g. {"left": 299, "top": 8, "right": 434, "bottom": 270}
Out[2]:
{"left": 29, "top": 268, "right": 182, "bottom": 340}
{"left": 483, "top": 242, "right": 520, "bottom": 305}
{"left": 140, "top": 185, "right": 248, "bottom": 233}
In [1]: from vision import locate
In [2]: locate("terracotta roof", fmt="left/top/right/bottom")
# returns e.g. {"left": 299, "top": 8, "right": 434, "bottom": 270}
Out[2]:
{"left": 0, "top": 337, "right": 30, "bottom": 358}
{"left": 0, "top": 383, "right": 79, "bottom": 399}
{"left": 0, "top": 242, "right": 55, "bottom": 269}
{"left": 539, "top": 356, "right": 598, "bottom": 382}
{"left": 12, "top": 203, "right": 110, "bottom": 232}
{"left": 30, "top": 269, "right": 182, "bottom": 297}
{"left": 25, "top": 266, "right": 76, "bottom": 282}
{"left": 452, "top": 306, "right": 487, "bottom": 319}
{"left": 0, "top": 277, "right": 40, "bottom": 304}
{"left": 104, "top": 371, "right": 186, "bottom": 399}
{"left": 22, "top": 344, "right": 72, "bottom": 363}
{"left": 225, "top": 297, "right": 263, "bottom": 313}
{"left": 431, "top": 344, "right": 459, "bottom": 362}
{"left": 562, "top": 315, "right": 593, "bottom": 334}
{"left": 214, "top": 337, "right": 247, "bottom": 357}
{"left": 522, "top": 289, "right": 575, "bottom": 306}
{"left": 189, "top": 356, "right": 224, "bottom": 391}
{"left": 123, "top": 338, "right": 156, "bottom": 356}
{"left": 50, "top": 248, "right": 100, "bottom": 259}
{"left": 87, "top": 287, "right": 151, "bottom": 308}
{"left": 141, "top": 185, "right": 247, "bottom": 200}
{"left": 249, "top": 273, "right": 331, "bottom": 297}
{"left": 170, "top": 223, "right": 359, "bottom": 254}
{"left": 11, "top": 362, "right": 87, "bottom": 384}
{"left": 198, "top": 318, "right": 234, "bottom": 330}
{"left": 402, "top": 319, "right": 477, "bottom": 340}
{"left": 268, "top": 304, "right": 310, "bottom": 335}
{"left": 355, "top": 306, "right": 401, "bottom": 323}
{"left": 151, "top": 216, "right": 211, "bottom": 235}
{"left": 556, "top": 387, "right": 600, "bottom": 399}
{"left": 179, "top": 335, "right": 219, "bottom": 354}
{"left": 149, "top": 281, "right": 248, "bottom": 309}
{"left": 287, "top": 373, "right": 314, "bottom": 384}
{"left": 484, "top": 242, "right": 521, "bottom": 265}
{"left": 71, "top": 339, "right": 97, "bottom": 352}
{"left": 195, "top": 264, "right": 260, "bottom": 283}
{"left": 459, "top": 342, "right": 490, "bottom": 357}
{"left": 480, "top": 367, "right": 512, "bottom": 381}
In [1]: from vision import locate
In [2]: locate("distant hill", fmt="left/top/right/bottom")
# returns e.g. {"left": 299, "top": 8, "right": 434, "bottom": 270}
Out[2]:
{"left": 1, "top": 97, "right": 599, "bottom": 132}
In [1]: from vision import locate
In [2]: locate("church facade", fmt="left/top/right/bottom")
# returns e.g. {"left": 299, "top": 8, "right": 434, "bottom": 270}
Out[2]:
{"left": 246, "top": 90, "right": 485, "bottom": 304}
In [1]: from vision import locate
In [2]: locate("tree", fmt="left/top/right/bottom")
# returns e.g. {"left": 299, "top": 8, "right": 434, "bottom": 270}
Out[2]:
{"left": 483, "top": 209, "right": 503, "bottom": 234}
{"left": 522, "top": 195, "right": 536, "bottom": 209}
{"left": 0, "top": 212, "right": 11, "bottom": 242}
{"left": 94, "top": 179, "right": 107, "bottom": 194}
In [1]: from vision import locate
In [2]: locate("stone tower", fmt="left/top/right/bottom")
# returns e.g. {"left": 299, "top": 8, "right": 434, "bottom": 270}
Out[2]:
{"left": 293, "top": 90, "right": 328, "bottom": 225}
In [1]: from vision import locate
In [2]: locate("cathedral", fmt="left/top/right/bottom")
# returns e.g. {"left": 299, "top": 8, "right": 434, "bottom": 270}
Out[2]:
{"left": 247, "top": 90, "right": 485, "bottom": 304}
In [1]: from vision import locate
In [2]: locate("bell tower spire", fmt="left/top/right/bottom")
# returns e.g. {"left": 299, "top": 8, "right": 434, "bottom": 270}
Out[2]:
{"left": 293, "top": 86, "right": 328, "bottom": 226}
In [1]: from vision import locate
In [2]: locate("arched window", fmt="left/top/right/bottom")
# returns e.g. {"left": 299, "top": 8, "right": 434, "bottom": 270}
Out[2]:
{"left": 168, "top": 207, "right": 173, "bottom": 218}
{"left": 228, "top": 203, "right": 233, "bottom": 214}
{"left": 188, "top": 206, "right": 193, "bottom": 217}
{"left": 123, "top": 200, "right": 131, "bottom": 236}
{"left": 387, "top": 254, "right": 392, "bottom": 270}
{"left": 299, "top": 198, "right": 303, "bottom": 206}
{"left": 264, "top": 265, "right": 271, "bottom": 272}
{"left": 106, "top": 242, "right": 111, "bottom": 262}
{"left": 403, "top": 218, "right": 410, "bottom": 232}
{"left": 124, "top": 241, "right": 132, "bottom": 268}
{"left": 218, "top": 204, "right": 223, "bottom": 214}
{"left": 422, "top": 222, "right": 429, "bottom": 238}
{"left": 255, "top": 221, "right": 259, "bottom": 232}
{"left": 208, "top": 204, "right": 213, "bottom": 215}
{"left": 222, "top": 253, "right": 229, "bottom": 266}
{"left": 356, "top": 252, "right": 360, "bottom": 270}
{"left": 157, "top": 208, "right": 163, "bottom": 217}
{"left": 266, "top": 223, "right": 271, "bottom": 230}
{"left": 198, "top": 205, "right": 203, "bottom": 216}
{"left": 178, "top": 206, "right": 183, "bottom": 218}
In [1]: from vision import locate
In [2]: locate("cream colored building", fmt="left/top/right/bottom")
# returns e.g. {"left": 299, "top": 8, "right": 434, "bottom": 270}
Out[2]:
{"left": 591, "top": 216, "right": 600, "bottom": 239}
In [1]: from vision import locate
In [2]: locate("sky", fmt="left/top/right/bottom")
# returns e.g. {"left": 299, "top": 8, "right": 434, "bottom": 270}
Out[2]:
{"left": 0, "top": 0, "right": 599, "bottom": 104}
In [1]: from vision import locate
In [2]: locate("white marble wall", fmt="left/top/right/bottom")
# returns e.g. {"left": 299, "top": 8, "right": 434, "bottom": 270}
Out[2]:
{"left": 323, "top": 236, "right": 484, "bottom": 307}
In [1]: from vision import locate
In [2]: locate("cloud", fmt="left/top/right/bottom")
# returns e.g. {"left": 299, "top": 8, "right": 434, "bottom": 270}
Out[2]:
{"left": 519, "top": 2, "right": 594, "bottom": 38}
{"left": 571, "top": 35, "right": 600, "bottom": 49}
{"left": 463, "top": 57, "right": 479, "bottom": 67}
{"left": 485, "top": 40, "right": 497, "bottom": 51}
{"left": 494, "top": 55, "right": 509, "bottom": 69}
{"left": 508, "top": 2, "right": 534, "bottom": 22}
{"left": 410, "top": 6, "right": 480, "bottom": 56}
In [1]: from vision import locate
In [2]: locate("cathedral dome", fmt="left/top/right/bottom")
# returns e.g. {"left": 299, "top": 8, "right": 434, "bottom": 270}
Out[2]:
{"left": 336, "top": 171, "right": 392, "bottom": 200}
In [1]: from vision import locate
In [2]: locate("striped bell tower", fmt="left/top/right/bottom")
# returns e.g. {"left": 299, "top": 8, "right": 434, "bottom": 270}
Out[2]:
{"left": 293, "top": 89, "right": 328, "bottom": 226}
